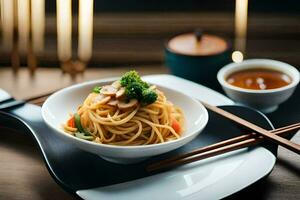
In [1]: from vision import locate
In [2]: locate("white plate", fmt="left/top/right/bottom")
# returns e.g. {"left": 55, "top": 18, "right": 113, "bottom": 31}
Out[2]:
{"left": 77, "top": 74, "right": 276, "bottom": 200}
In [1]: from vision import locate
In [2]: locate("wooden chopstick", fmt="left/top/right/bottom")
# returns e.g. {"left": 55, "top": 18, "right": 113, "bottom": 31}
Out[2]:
{"left": 201, "top": 102, "right": 300, "bottom": 155}
{"left": 147, "top": 122, "right": 300, "bottom": 172}
{"left": 28, "top": 96, "right": 49, "bottom": 105}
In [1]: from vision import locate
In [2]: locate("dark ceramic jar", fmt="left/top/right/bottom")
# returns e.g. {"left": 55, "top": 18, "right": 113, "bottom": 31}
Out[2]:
{"left": 165, "top": 31, "right": 232, "bottom": 90}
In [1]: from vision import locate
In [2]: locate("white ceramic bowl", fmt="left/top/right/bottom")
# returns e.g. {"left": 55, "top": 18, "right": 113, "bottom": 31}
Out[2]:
{"left": 217, "top": 59, "right": 300, "bottom": 113}
{"left": 42, "top": 79, "right": 208, "bottom": 164}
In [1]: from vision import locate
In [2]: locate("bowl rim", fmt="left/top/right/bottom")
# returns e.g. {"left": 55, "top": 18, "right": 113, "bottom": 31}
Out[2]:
{"left": 217, "top": 59, "right": 300, "bottom": 94}
{"left": 42, "top": 78, "right": 209, "bottom": 150}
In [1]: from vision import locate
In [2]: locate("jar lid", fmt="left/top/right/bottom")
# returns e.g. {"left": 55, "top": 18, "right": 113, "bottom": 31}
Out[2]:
{"left": 167, "top": 32, "right": 228, "bottom": 56}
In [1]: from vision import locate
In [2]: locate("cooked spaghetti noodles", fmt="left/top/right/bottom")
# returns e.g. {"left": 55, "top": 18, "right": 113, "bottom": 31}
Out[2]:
{"left": 63, "top": 71, "right": 184, "bottom": 145}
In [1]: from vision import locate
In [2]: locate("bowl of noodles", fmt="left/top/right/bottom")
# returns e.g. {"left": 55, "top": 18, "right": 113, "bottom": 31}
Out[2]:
{"left": 42, "top": 71, "right": 208, "bottom": 164}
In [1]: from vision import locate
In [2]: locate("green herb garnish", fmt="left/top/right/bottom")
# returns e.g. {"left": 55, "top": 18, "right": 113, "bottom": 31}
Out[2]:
{"left": 92, "top": 86, "right": 101, "bottom": 93}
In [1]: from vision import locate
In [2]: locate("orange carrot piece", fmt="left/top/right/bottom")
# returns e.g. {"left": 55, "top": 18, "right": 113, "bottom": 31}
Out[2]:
{"left": 67, "top": 116, "right": 75, "bottom": 128}
{"left": 172, "top": 118, "right": 181, "bottom": 134}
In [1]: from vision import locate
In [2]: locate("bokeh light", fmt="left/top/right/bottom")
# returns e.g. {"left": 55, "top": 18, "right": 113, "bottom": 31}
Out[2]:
{"left": 232, "top": 51, "right": 244, "bottom": 63}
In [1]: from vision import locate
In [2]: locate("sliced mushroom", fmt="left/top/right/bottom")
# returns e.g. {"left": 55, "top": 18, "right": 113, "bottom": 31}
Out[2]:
{"left": 112, "top": 80, "right": 121, "bottom": 89}
{"left": 116, "top": 87, "right": 125, "bottom": 99}
{"left": 117, "top": 99, "right": 138, "bottom": 110}
{"left": 107, "top": 99, "right": 119, "bottom": 107}
{"left": 92, "top": 94, "right": 111, "bottom": 105}
{"left": 100, "top": 85, "right": 117, "bottom": 96}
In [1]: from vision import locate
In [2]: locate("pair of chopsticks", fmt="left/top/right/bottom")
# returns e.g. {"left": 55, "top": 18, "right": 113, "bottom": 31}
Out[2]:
{"left": 147, "top": 122, "right": 300, "bottom": 172}
{"left": 201, "top": 102, "right": 300, "bottom": 155}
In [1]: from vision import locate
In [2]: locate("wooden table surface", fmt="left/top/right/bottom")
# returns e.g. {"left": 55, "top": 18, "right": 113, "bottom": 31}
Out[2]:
{"left": 0, "top": 67, "right": 299, "bottom": 200}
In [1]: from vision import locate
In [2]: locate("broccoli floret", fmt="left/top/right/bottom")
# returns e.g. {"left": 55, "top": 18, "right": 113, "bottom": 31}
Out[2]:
{"left": 141, "top": 89, "right": 158, "bottom": 104}
{"left": 120, "top": 70, "right": 140, "bottom": 86}
{"left": 120, "top": 70, "right": 157, "bottom": 105}
{"left": 120, "top": 70, "right": 149, "bottom": 88}
{"left": 125, "top": 82, "right": 144, "bottom": 100}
